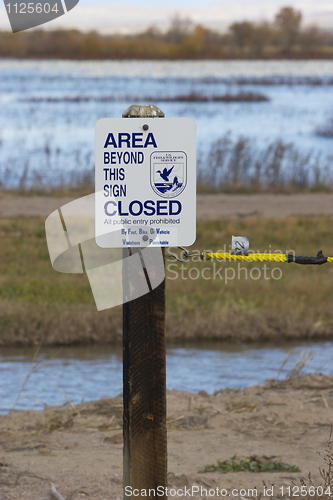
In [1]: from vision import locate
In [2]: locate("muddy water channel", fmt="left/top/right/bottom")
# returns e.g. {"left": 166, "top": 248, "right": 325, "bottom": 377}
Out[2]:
{"left": 1, "top": 340, "right": 332, "bottom": 414}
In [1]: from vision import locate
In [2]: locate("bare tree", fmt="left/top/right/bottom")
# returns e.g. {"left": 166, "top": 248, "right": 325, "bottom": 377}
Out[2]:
{"left": 300, "top": 25, "right": 331, "bottom": 54}
{"left": 165, "top": 13, "right": 193, "bottom": 43}
{"left": 275, "top": 6, "right": 302, "bottom": 52}
{"left": 252, "top": 22, "right": 273, "bottom": 56}
{"left": 229, "top": 22, "right": 255, "bottom": 52}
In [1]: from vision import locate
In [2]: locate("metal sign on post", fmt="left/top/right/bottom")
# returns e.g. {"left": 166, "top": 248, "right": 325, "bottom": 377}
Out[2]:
{"left": 94, "top": 105, "right": 196, "bottom": 500}
{"left": 95, "top": 111, "right": 196, "bottom": 249}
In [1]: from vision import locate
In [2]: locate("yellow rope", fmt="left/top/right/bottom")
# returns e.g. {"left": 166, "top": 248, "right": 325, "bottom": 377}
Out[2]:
{"left": 206, "top": 252, "right": 287, "bottom": 262}
{"left": 206, "top": 252, "right": 333, "bottom": 263}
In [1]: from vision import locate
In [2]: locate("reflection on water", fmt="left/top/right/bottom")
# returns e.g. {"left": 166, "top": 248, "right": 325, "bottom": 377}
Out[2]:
{"left": 0, "top": 340, "right": 332, "bottom": 414}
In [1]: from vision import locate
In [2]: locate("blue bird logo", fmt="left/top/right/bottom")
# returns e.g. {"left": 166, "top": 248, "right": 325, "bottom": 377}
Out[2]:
{"left": 156, "top": 166, "right": 174, "bottom": 182}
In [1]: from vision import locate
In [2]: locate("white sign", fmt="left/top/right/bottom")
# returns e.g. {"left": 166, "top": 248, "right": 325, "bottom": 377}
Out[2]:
{"left": 95, "top": 117, "right": 196, "bottom": 248}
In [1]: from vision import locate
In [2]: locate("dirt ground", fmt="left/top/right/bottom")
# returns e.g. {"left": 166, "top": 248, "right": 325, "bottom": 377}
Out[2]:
{"left": 0, "top": 374, "right": 332, "bottom": 500}
{"left": 1, "top": 195, "right": 332, "bottom": 499}
{"left": 1, "top": 193, "right": 333, "bottom": 219}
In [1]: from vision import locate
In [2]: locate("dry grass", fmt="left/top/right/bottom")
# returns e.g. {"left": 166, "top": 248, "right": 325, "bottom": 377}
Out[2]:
{"left": 0, "top": 372, "right": 332, "bottom": 499}
{"left": 286, "top": 427, "right": 333, "bottom": 500}
{"left": 0, "top": 216, "right": 333, "bottom": 345}
{"left": 0, "top": 146, "right": 95, "bottom": 197}
{"left": 1, "top": 135, "right": 332, "bottom": 196}
{"left": 197, "top": 134, "right": 333, "bottom": 193}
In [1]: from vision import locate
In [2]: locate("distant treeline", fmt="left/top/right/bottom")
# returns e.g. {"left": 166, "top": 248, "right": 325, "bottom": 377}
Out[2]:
{"left": 1, "top": 7, "right": 333, "bottom": 59}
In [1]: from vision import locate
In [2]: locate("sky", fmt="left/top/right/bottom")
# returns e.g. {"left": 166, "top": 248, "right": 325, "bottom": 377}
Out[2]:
{"left": 1, "top": 0, "right": 333, "bottom": 33}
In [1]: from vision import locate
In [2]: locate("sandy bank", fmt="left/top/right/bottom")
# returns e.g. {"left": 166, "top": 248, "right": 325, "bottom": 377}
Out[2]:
{"left": 0, "top": 374, "right": 332, "bottom": 500}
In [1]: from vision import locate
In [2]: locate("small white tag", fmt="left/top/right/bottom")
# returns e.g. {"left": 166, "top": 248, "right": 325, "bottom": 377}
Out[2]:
{"left": 232, "top": 236, "right": 249, "bottom": 255}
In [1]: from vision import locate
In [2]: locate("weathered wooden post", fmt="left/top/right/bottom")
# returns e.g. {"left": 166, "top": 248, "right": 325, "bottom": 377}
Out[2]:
{"left": 122, "top": 105, "right": 167, "bottom": 500}
{"left": 94, "top": 106, "right": 195, "bottom": 499}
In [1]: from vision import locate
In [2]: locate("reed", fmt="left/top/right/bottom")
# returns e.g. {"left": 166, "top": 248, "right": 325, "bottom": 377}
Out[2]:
{"left": 197, "top": 135, "right": 333, "bottom": 193}
{"left": 0, "top": 136, "right": 332, "bottom": 196}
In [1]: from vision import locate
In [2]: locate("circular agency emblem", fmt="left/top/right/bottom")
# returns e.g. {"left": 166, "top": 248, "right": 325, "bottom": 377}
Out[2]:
{"left": 150, "top": 151, "right": 187, "bottom": 199}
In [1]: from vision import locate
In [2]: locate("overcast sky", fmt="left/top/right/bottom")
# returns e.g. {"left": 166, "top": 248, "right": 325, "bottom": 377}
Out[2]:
{"left": 1, "top": 0, "right": 333, "bottom": 33}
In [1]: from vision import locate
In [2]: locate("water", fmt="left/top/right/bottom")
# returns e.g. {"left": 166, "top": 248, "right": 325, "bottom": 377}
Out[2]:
{"left": 0, "top": 340, "right": 332, "bottom": 414}
{"left": 2, "top": 59, "right": 333, "bottom": 78}
{"left": 1, "top": 60, "right": 332, "bottom": 415}
{"left": 0, "top": 59, "right": 332, "bottom": 187}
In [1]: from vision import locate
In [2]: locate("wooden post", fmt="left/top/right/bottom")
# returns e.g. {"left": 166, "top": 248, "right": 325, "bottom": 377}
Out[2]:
{"left": 122, "top": 105, "right": 167, "bottom": 500}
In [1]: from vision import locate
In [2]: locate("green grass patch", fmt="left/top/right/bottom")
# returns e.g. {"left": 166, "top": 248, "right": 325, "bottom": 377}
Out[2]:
{"left": 166, "top": 216, "right": 333, "bottom": 316}
{"left": 198, "top": 455, "right": 301, "bottom": 474}
{"left": 1, "top": 216, "right": 333, "bottom": 311}
{"left": 1, "top": 215, "right": 333, "bottom": 344}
